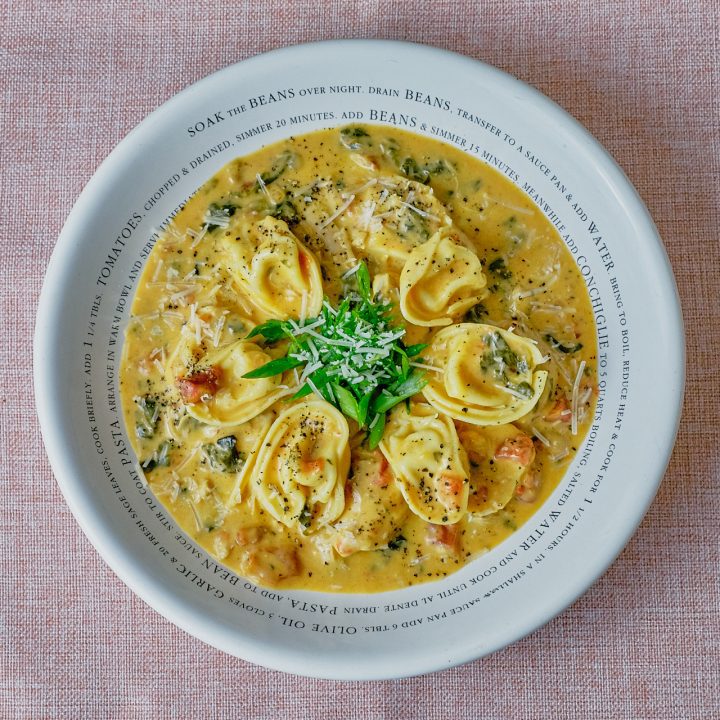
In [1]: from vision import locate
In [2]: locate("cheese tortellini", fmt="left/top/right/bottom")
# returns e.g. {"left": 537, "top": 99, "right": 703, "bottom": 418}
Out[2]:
{"left": 457, "top": 423, "right": 535, "bottom": 516}
{"left": 251, "top": 400, "right": 350, "bottom": 532}
{"left": 399, "top": 228, "right": 487, "bottom": 326}
{"left": 343, "top": 177, "right": 456, "bottom": 277}
{"left": 423, "top": 324, "right": 548, "bottom": 425}
{"left": 220, "top": 215, "right": 323, "bottom": 319}
{"left": 380, "top": 403, "right": 469, "bottom": 524}
{"left": 330, "top": 447, "right": 409, "bottom": 557}
{"left": 175, "top": 339, "right": 290, "bottom": 426}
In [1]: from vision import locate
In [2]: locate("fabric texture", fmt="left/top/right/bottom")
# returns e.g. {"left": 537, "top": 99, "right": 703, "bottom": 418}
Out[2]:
{"left": 2, "top": 1, "right": 718, "bottom": 718}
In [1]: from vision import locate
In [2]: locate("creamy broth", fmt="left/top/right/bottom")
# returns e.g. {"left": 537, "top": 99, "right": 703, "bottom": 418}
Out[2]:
{"left": 120, "top": 126, "right": 597, "bottom": 592}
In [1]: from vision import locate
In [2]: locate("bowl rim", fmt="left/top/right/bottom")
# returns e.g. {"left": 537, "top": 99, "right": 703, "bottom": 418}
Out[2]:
{"left": 34, "top": 38, "right": 685, "bottom": 679}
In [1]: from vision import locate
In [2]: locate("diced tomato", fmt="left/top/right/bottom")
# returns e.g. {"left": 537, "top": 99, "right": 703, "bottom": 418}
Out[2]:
{"left": 300, "top": 457, "right": 325, "bottom": 475}
{"left": 298, "top": 249, "right": 311, "bottom": 278}
{"left": 427, "top": 523, "right": 460, "bottom": 550}
{"left": 242, "top": 545, "right": 299, "bottom": 585}
{"left": 440, "top": 471, "right": 465, "bottom": 497}
{"left": 236, "top": 526, "right": 265, "bottom": 546}
{"left": 546, "top": 395, "right": 572, "bottom": 423}
{"left": 176, "top": 366, "right": 222, "bottom": 403}
{"left": 515, "top": 472, "right": 541, "bottom": 503}
{"left": 373, "top": 452, "right": 393, "bottom": 488}
{"left": 495, "top": 435, "right": 535, "bottom": 466}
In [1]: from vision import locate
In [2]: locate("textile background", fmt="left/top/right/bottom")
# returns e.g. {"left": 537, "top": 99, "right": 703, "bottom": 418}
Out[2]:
{"left": 2, "top": 1, "right": 718, "bottom": 718}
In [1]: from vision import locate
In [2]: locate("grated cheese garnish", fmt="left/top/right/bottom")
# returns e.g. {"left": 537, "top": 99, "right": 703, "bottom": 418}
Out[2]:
{"left": 320, "top": 193, "right": 355, "bottom": 229}
{"left": 570, "top": 360, "right": 586, "bottom": 436}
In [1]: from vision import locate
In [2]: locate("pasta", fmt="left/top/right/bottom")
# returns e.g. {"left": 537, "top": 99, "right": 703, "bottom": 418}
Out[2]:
{"left": 120, "top": 125, "right": 597, "bottom": 592}
{"left": 380, "top": 403, "right": 469, "bottom": 524}
{"left": 220, "top": 215, "right": 323, "bottom": 320}
{"left": 250, "top": 399, "right": 350, "bottom": 532}
{"left": 422, "top": 324, "right": 548, "bottom": 425}
{"left": 399, "top": 228, "right": 487, "bottom": 326}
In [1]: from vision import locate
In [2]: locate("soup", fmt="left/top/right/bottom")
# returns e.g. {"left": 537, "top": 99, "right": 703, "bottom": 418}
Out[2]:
{"left": 119, "top": 126, "right": 597, "bottom": 592}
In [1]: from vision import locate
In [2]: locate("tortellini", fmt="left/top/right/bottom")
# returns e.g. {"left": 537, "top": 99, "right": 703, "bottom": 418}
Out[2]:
{"left": 422, "top": 323, "right": 548, "bottom": 425}
{"left": 380, "top": 403, "right": 469, "bottom": 524}
{"left": 343, "top": 176, "right": 457, "bottom": 277}
{"left": 174, "top": 339, "right": 290, "bottom": 426}
{"left": 251, "top": 400, "right": 350, "bottom": 532}
{"left": 220, "top": 215, "right": 323, "bottom": 319}
{"left": 331, "top": 447, "right": 409, "bottom": 557}
{"left": 295, "top": 183, "right": 360, "bottom": 283}
{"left": 457, "top": 423, "right": 535, "bottom": 516}
{"left": 399, "top": 228, "right": 487, "bottom": 326}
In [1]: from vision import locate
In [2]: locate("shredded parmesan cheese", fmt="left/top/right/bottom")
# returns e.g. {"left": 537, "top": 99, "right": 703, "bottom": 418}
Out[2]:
{"left": 531, "top": 426, "right": 551, "bottom": 447}
{"left": 571, "top": 360, "right": 586, "bottom": 436}
{"left": 320, "top": 193, "right": 355, "bottom": 228}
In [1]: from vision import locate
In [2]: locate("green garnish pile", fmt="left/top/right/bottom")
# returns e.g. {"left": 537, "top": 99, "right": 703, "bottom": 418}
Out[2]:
{"left": 243, "top": 263, "right": 427, "bottom": 448}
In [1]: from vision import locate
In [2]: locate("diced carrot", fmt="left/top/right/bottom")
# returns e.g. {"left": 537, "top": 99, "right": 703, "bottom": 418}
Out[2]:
{"left": 495, "top": 435, "right": 535, "bottom": 466}
{"left": 176, "top": 366, "right": 222, "bottom": 403}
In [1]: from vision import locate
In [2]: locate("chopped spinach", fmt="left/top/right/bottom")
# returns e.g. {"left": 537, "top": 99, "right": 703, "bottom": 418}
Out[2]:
{"left": 545, "top": 334, "right": 583, "bottom": 354}
{"left": 339, "top": 126, "right": 372, "bottom": 151}
{"left": 205, "top": 202, "right": 237, "bottom": 232}
{"left": 202, "top": 435, "right": 245, "bottom": 473}
{"left": 488, "top": 257, "right": 512, "bottom": 279}
{"left": 135, "top": 395, "right": 159, "bottom": 439}
{"left": 481, "top": 331, "right": 528, "bottom": 378}
{"left": 256, "top": 150, "right": 295, "bottom": 186}
{"left": 400, "top": 157, "right": 430, "bottom": 184}
{"left": 399, "top": 157, "right": 451, "bottom": 184}
{"left": 142, "top": 439, "right": 172, "bottom": 472}
{"left": 270, "top": 193, "right": 300, "bottom": 225}
{"left": 463, "top": 302, "right": 488, "bottom": 323}
{"left": 387, "top": 534, "right": 407, "bottom": 550}
{"left": 298, "top": 504, "right": 313, "bottom": 529}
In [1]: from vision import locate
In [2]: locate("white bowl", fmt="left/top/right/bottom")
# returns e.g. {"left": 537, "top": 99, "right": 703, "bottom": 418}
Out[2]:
{"left": 34, "top": 40, "right": 684, "bottom": 679}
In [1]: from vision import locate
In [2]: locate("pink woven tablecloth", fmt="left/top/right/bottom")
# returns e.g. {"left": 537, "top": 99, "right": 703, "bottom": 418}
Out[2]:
{"left": 3, "top": 2, "right": 719, "bottom": 718}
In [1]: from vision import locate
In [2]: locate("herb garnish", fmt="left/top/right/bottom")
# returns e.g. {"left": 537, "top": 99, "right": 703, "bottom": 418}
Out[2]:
{"left": 243, "top": 263, "right": 427, "bottom": 448}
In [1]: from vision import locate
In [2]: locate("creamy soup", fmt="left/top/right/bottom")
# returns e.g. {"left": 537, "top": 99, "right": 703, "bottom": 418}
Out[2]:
{"left": 120, "top": 126, "right": 597, "bottom": 592}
